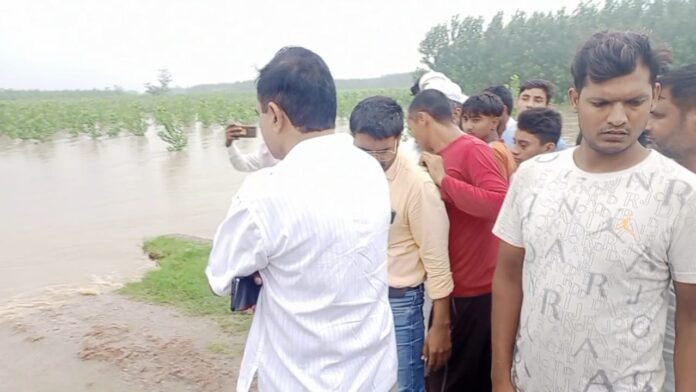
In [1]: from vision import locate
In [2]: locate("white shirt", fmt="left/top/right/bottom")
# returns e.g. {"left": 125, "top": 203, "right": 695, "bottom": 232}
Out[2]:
{"left": 227, "top": 141, "right": 278, "bottom": 172}
{"left": 493, "top": 149, "right": 696, "bottom": 391}
{"left": 207, "top": 133, "right": 397, "bottom": 392}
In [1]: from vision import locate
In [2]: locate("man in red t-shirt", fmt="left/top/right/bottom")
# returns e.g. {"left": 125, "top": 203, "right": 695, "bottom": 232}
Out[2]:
{"left": 407, "top": 89, "right": 508, "bottom": 391}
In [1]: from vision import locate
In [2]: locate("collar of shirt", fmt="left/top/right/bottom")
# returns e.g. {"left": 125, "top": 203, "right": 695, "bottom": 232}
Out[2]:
{"left": 283, "top": 132, "right": 347, "bottom": 162}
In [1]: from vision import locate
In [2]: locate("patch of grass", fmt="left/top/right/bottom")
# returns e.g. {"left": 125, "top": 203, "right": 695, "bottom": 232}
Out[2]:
{"left": 119, "top": 235, "right": 252, "bottom": 334}
{"left": 207, "top": 342, "right": 230, "bottom": 355}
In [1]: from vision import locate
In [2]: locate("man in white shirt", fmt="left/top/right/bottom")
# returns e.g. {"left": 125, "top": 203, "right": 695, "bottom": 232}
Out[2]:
{"left": 206, "top": 46, "right": 397, "bottom": 392}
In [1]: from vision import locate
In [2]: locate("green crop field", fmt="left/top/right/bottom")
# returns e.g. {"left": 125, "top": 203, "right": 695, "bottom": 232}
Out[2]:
{"left": 0, "top": 89, "right": 412, "bottom": 150}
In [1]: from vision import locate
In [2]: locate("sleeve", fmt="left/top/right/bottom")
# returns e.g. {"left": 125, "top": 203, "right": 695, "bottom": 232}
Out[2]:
{"left": 409, "top": 181, "right": 454, "bottom": 299}
{"left": 227, "top": 141, "right": 277, "bottom": 172}
{"left": 492, "top": 165, "right": 528, "bottom": 248}
{"left": 205, "top": 197, "right": 269, "bottom": 295}
{"left": 668, "top": 193, "right": 696, "bottom": 284}
{"left": 439, "top": 144, "right": 508, "bottom": 219}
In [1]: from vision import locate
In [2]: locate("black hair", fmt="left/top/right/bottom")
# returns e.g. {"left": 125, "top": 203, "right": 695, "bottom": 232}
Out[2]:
{"left": 408, "top": 90, "right": 453, "bottom": 124}
{"left": 349, "top": 96, "right": 404, "bottom": 140}
{"left": 519, "top": 79, "right": 555, "bottom": 103}
{"left": 517, "top": 107, "right": 562, "bottom": 145}
{"left": 483, "top": 85, "right": 514, "bottom": 115}
{"left": 461, "top": 92, "right": 505, "bottom": 118}
{"left": 571, "top": 30, "right": 672, "bottom": 91}
{"left": 658, "top": 64, "right": 696, "bottom": 115}
{"left": 256, "top": 46, "right": 336, "bottom": 132}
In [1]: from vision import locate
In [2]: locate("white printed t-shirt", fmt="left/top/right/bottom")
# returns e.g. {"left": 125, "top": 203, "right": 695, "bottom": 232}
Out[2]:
{"left": 493, "top": 148, "right": 696, "bottom": 391}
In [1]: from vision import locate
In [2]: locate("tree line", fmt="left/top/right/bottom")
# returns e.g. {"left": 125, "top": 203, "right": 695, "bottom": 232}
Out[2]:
{"left": 418, "top": 0, "right": 696, "bottom": 101}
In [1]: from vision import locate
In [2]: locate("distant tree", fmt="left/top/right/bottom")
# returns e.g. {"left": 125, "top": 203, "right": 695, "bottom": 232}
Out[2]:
{"left": 145, "top": 69, "right": 173, "bottom": 95}
{"left": 418, "top": 0, "right": 696, "bottom": 102}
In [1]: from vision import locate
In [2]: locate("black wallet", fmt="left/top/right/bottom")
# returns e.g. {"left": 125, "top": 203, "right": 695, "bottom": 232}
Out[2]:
{"left": 230, "top": 275, "right": 261, "bottom": 312}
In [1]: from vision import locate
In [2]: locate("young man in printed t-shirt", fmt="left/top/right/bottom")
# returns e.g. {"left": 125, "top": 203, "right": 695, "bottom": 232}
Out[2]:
{"left": 491, "top": 31, "right": 696, "bottom": 391}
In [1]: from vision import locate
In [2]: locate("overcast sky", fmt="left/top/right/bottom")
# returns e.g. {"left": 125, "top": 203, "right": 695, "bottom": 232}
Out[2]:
{"left": 0, "top": 0, "right": 586, "bottom": 91}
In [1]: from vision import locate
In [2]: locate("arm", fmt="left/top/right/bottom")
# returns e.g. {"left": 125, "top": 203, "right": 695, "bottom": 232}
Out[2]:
{"left": 424, "top": 298, "right": 452, "bottom": 371}
{"left": 674, "top": 282, "right": 696, "bottom": 390}
{"left": 228, "top": 142, "right": 277, "bottom": 172}
{"left": 490, "top": 167, "right": 527, "bottom": 390}
{"left": 491, "top": 241, "right": 525, "bottom": 390}
{"left": 411, "top": 181, "right": 454, "bottom": 299}
{"left": 205, "top": 198, "right": 269, "bottom": 295}
{"left": 410, "top": 181, "right": 454, "bottom": 369}
{"left": 439, "top": 145, "right": 508, "bottom": 219}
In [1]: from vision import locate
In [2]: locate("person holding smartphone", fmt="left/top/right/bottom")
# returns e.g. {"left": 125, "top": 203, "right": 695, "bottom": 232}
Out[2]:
{"left": 225, "top": 124, "right": 278, "bottom": 171}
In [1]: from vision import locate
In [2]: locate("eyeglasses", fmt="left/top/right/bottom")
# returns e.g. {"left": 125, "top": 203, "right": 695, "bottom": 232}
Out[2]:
{"left": 358, "top": 141, "right": 398, "bottom": 162}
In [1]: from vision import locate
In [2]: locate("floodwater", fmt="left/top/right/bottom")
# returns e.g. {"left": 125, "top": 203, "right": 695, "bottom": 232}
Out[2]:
{"left": 0, "top": 125, "right": 250, "bottom": 306}
{"left": 0, "top": 112, "right": 579, "bottom": 308}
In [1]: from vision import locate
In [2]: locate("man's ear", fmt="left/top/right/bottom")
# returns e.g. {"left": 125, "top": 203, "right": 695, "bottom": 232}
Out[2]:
{"left": 491, "top": 117, "right": 501, "bottom": 129}
{"left": 417, "top": 111, "right": 429, "bottom": 125}
{"left": 543, "top": 142, "right": 556, "bottom": 152}
{"left": 568, "top": 88, "right": 580, "bottom": 112}
{"left": 266, "top": 102, "right": 286, "bottom": 132}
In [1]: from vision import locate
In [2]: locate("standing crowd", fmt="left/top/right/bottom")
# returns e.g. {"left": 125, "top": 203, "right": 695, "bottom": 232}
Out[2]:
{"left": 205, "top": 29, "right": 696, "bottom": 392}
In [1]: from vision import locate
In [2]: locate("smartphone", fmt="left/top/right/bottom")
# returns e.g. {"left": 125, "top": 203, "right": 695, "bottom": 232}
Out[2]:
{"left": 236, "top": 125, "right": 257, "bottom": 138}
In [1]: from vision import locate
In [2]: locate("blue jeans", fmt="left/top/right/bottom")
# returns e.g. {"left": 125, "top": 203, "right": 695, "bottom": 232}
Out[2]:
{"left": 389, "top": 285, "right": 425, "bottom": 392}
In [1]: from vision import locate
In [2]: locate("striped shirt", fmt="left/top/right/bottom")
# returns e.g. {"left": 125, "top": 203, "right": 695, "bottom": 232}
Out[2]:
{"left": 207, "top": 133, "right": 397, "bottom": 391}
{"left": 227, "top": 141, "right": 278, "bottom": 172}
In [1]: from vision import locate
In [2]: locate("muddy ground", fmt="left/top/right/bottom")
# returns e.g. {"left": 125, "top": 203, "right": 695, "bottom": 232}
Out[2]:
{"left": 1, "top": 292, "right": 247, "bottom": 392}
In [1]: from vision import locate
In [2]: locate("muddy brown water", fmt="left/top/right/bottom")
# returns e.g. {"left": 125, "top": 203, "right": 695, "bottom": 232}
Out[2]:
{"left": 0, "top": 113, "right": 579, "bottom": 310}
{"left": 0, "top": 124, "right": 250, "bottom": 309}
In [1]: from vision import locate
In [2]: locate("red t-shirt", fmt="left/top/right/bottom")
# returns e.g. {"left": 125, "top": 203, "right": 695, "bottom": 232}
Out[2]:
{"left": 439, "top": 134, "right": 508, "bottom": 297}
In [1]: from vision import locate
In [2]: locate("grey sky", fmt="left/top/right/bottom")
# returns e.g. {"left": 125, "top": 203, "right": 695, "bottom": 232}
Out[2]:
{"left": 0, "top": 0, "right": 584, "bottom": 91}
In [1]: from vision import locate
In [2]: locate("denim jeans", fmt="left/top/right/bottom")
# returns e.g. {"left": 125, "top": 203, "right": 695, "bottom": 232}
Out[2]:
{"left": 389, "top": 285, "right": 425, "bottom": 392}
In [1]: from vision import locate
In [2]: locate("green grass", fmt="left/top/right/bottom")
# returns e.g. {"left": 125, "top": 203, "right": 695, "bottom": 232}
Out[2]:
{"left": 119, "top": 235, "right": 252, "bottom": 334}
{"left": 207, "top": 341, "right": 231, "bottom": 355}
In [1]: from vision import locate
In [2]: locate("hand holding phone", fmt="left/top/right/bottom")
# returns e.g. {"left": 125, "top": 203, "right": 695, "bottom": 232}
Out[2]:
{"left": 225, "top": 124, "right": 258, "bottom": 147}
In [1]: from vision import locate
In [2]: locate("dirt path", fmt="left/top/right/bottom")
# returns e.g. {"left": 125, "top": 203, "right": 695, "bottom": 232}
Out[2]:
{"left": 0, "top": 292, "right": 246, "bottom": 392}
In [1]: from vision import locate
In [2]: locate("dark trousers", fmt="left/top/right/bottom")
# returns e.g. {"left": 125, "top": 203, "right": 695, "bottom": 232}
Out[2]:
{"left": 426, "top": 294, "right": 492, "bottom": 392}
